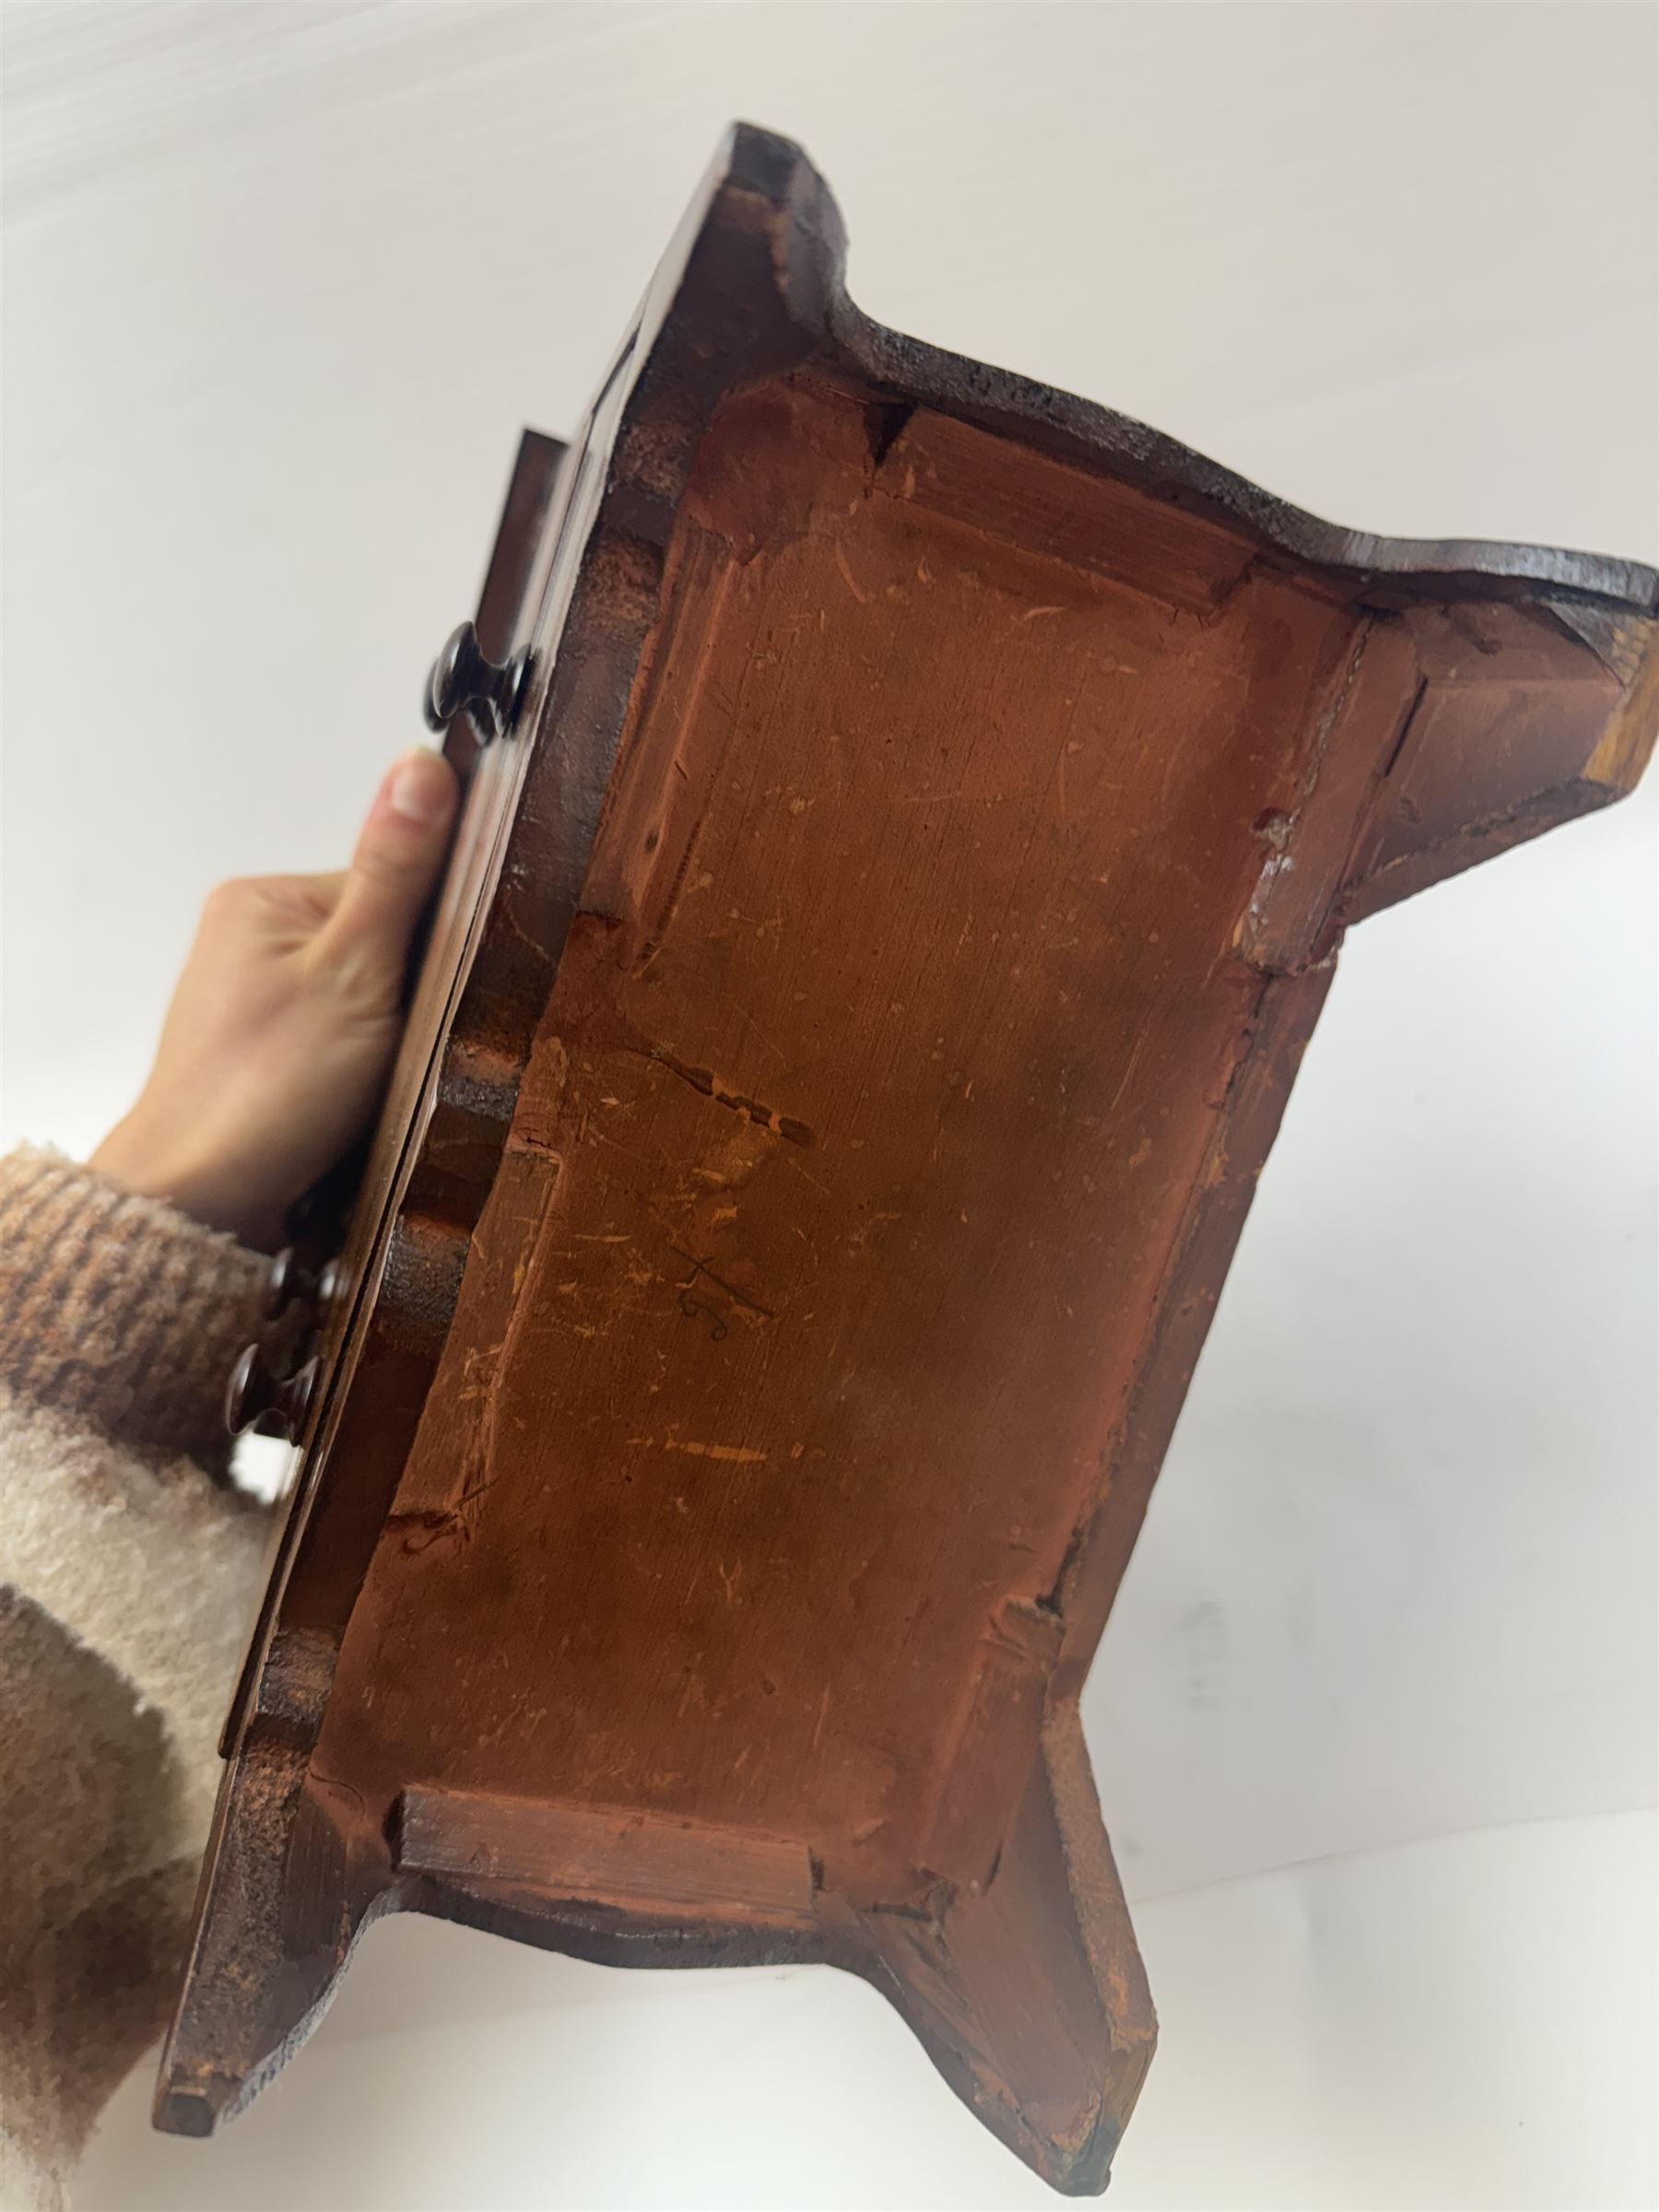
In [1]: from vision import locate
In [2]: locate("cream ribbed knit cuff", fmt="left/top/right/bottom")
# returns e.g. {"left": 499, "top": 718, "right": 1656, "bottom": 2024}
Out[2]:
{"left": 0, "top": 1146, "right": 266, "bottom": 1480}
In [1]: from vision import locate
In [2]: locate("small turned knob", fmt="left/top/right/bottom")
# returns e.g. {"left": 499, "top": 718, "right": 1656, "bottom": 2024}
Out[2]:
{"left": 224, "top": 1346, "right": 320, "bottom": 1442}
{"left": 264, "top": 1248, "right": 349, "bottom": 1324}
{"left": 423, "top": 620, "right": 527, "bottom": 745}
{"left": 262, "top": 1245, "right": 314, "bottom": 1321}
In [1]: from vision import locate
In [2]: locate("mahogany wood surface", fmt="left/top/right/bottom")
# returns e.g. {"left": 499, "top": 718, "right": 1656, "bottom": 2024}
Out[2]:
{"left": 156, "top": 125, "right": 1659, "bottom": 2193}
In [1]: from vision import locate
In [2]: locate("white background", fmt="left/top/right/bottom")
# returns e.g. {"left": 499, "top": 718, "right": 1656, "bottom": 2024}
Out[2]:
{"left": 2, "top": 6, "right": 1654, "bottom": 2208}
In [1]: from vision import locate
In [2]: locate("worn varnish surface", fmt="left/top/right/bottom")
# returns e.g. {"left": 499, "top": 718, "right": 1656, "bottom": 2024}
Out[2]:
{"left": 156, "top": 124, "right": 1659, "bottom": 2194}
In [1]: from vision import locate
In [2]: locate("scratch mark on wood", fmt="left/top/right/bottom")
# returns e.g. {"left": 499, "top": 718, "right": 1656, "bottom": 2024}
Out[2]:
{"left": 666, "top": 1441, "right": 770, "bottom": 1465}
{"left": 643, "top": 1046, "right": 815, "bottom": 1147}
{"left": 833, "top": 539, "right": 872, "bottom": 604}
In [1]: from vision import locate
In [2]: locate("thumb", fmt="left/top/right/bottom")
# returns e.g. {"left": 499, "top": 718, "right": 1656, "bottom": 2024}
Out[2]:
{"left": 317, "top": 748, "right": 458, "bottom": 975}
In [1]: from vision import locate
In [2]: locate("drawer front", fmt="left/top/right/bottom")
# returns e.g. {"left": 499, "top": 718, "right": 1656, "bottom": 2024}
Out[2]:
{"left": 218, "top": 421, "right": 571, "bottom": 1750}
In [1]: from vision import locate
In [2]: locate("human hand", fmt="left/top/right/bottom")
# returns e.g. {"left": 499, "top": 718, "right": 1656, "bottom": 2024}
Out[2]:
{"left": 91, "top": 748, "right": 459, "bottom": 1250}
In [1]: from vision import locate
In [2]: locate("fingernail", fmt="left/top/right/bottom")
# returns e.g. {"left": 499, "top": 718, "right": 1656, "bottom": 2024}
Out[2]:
{"left": 386, "top": 750, "right": 454, "bottom": 827}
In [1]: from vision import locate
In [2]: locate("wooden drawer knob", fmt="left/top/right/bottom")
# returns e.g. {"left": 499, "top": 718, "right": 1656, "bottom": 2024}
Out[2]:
{"left": 423, "top": 619, "right": 527, "bottom": 745}
{"left": 263, "top": 1248, "right": 349, "bottom": 1324}
{"left": 262, "top": 1246, "right": 311, "bottom": 1320}
{"left": 224, "top": 1346, "right": 319, "bottom": 1442}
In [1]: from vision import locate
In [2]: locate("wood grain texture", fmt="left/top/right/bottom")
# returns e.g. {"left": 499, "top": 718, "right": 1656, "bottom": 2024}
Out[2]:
{"left": 156, "top": 124, "right": 1659, "bottom": 2193}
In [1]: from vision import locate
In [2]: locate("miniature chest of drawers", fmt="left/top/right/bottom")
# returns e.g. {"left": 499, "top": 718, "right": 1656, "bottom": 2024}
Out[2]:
{"left": 158, "top": 124, "right": 1659, "bottom": 2193}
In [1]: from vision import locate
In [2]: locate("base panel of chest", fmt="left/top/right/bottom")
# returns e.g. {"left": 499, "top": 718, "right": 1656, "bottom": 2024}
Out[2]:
{"left": 154, "top": 122, "right": 1659, "bottom": 2193}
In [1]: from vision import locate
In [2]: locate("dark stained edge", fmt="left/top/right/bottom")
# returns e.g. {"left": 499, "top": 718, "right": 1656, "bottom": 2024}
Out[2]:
{"left": 724, "top": 117, "right": 1653, "bottom": 613}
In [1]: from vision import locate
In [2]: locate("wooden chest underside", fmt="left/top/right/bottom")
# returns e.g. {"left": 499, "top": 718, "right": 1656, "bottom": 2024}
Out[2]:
{"left": 156, "top": 126, "right": 1658, "bottom": 2193}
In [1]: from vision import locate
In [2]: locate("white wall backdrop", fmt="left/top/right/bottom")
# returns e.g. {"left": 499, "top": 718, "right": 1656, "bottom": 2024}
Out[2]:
{"left": 3, "top": 6, "right": 1654, "bottom": 2208}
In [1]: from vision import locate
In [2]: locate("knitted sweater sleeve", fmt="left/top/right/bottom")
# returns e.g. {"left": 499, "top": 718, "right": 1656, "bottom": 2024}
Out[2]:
{"left": 0, "top": 1146, "right": 274, "bottom": 2210}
